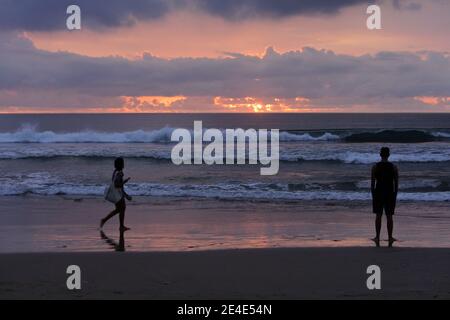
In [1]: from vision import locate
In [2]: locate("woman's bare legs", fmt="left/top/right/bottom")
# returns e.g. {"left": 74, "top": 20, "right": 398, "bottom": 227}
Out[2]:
{"left": 100, "top": 208, "right": 119, "bottom": 228}
{"left": 115, "top": 199, "right": 130, "bottom": 231}
{"left": 119, "top": 207, "right": 130, "bottom": 231}
{"left": 101, "top": 199, "right": 130, "bottom": 230}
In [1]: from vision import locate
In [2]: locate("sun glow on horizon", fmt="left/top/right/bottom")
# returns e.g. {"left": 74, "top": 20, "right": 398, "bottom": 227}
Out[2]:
{"left": 213, "top": 96, "right": 313, "bottom": 113}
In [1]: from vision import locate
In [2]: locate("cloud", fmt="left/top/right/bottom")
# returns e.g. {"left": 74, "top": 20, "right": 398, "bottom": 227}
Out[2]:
{"left": 0, "top": 0, "right": 171, "bottom": 31}
{"left": 0, "top": 0, "right": 378, "bottom": 31}
{"left": 392, "top": 0, "right": 422, "bottom": 11}
{"left": 190, "top": 0, "right": 372, "bottom": 20}
{"left": 1, "top": 33, "right": 450, "bottom": 111}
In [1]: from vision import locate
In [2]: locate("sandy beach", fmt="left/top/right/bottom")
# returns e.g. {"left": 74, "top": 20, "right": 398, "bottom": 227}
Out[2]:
{"left": 1, "top": 195, "right": 449, "bottom": 299}
{"left": 1, "top": 248, "right": 450, "bottom": 299}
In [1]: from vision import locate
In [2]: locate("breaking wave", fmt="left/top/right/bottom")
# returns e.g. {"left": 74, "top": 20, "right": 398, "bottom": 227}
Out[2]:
{"left": 0, "top": 126, "right": 342, "bottom": 143}
{"left": 0, "top": 126, "right": 175, "bottom": 143}
{"left": 3, "top": 126, "right": 449, "bottom": 144}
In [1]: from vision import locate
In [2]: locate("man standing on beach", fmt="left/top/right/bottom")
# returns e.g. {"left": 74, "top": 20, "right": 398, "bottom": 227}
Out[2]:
{"left": 371, "top": 147, "right": 399, "bottom": 247}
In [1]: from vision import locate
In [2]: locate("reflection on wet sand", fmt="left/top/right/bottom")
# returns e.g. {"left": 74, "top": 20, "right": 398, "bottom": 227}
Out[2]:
{"left": 2, "top": 197, "right": 450, "bottom": 253}
{"left": 100, "top": 229, "right": 125, "bottom": 252}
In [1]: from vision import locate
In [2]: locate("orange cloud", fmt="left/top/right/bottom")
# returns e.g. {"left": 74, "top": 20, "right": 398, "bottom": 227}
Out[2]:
{"left": 120, "top": 95, "right": 187, "bottom": 112}
{"left": 414, "top": 96, "right": 450, "bottom": 106}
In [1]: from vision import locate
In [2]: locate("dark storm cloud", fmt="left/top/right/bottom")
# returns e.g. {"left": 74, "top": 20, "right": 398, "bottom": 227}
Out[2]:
{"left": 0, "top": 0, "right": 171, "bottom": 31}
{"left": 0, "top": 0, "right": 375, "bottom": 31}
{"left": 191, "top": 0, "right": 372, "bottom": 20}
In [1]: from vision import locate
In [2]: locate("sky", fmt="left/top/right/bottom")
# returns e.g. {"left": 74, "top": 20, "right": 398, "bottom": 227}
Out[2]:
{"left": 0, "top": 0, "right": 450, "bottom": 113}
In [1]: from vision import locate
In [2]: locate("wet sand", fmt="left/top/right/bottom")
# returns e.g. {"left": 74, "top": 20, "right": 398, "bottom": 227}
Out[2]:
{"left": 1, "top": 195, "right": 450, "bottom": 253}
{"left": 1, "top": 248, "right": 450, "bottom": 299}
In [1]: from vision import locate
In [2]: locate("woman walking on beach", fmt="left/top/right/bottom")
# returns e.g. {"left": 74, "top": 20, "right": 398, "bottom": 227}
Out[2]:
{"left": 101, "top": 157, "right": 132, "bottom": 231}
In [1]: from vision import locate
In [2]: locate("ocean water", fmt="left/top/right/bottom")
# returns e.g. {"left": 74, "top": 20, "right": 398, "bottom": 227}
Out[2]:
{"left": 0, "top": 113, "right": 449, "bottom": 202}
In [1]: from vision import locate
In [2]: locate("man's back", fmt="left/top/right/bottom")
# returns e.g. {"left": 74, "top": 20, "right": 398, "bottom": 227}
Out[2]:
{"left": 373, "top": 161, "right": 397, "bottom": 194}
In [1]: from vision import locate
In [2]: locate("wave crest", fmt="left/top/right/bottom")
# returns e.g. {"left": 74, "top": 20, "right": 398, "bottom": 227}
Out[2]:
{"left": 279, "top": 132, "right": 340, "bottom": 141}
{"left": 1, "top": 126, "right": 449, "bottom": 144}
{"left": 0, "top": 125, "right": 175, "bottom": 143}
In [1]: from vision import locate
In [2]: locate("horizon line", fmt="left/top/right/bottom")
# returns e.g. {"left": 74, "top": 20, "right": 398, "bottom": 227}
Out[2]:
{"left": 2, "top": 112, "right": 450, "bottom": 115}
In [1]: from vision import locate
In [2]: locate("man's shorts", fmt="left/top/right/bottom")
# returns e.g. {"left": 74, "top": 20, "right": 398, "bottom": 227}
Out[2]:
{"left": 372, "top": 192, "right": 396, "bottom": 215}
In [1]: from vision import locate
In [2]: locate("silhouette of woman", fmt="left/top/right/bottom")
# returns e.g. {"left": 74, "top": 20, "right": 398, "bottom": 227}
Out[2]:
{"left": 100, "top": 157, "right": 132, "bottom": 231}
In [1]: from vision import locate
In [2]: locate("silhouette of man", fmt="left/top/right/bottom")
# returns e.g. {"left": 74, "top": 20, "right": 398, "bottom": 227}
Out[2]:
{"left": 371, "top": 147, "right": 399, "bottom": 247}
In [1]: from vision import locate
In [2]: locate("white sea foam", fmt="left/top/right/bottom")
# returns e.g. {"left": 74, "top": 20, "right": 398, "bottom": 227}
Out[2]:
{"left": 1, "top": 147, "right": 450, "bottom": 163}
{"left": 356, "top": 179, "right": 442, "bottom": 190}
{"left": 432, "top": 132, "right": 450, "bottom": 138}
{"left": 282, "top": 151, "right": 450, "bottom": 164}
{"left": 1, "top": 174, "right": 448, "bottom": 201}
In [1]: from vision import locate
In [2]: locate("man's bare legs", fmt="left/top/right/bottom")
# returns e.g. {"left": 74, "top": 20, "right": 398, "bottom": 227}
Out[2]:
{"left": 372, "top": 213, "right": 382, "bottom": 247}
{"left": 387, "top": 214, "right": 396, "bottom": 247}
{"left": 372, "top": 213, "right": 396, "bottom": 247}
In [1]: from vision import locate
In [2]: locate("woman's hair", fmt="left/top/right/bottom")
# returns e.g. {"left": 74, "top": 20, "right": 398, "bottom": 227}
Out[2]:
{"left": 114, "top": 157, "right": 124, "bottom": 170}
{"left": 380, "top": 147, "right": 390, "bottom": 158}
